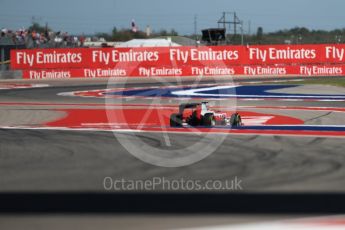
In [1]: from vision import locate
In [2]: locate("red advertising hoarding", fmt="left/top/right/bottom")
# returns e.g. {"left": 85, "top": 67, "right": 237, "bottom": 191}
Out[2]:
{"left": 22, "top": 65, "right": 344, "bottom": 80}
{"left": 11, "top": 44, "right": 345, "bottom": 78}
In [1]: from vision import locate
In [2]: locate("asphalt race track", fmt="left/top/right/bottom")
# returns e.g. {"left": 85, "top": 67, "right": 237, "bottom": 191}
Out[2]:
{"left": 1, "top": 77, "right": 345, "bottom": 192}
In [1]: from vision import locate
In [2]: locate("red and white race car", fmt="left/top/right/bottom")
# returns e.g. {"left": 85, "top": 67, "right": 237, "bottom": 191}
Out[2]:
{"left": 170, "top": 102, "right": 242, "bottom": 127}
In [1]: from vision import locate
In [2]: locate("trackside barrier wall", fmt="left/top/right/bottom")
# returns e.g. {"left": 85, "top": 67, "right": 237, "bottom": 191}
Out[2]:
{"left": 10, "top": 44, "right": 345, "bottom": 79}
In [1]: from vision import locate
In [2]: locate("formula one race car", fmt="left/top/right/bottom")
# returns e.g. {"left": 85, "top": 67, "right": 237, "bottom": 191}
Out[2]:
{"left": 170, "top": 102, "right": 242, "bottom": 127}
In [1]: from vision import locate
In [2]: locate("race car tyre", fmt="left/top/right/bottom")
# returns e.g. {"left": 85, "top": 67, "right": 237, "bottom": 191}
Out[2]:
{"left": 202, "top": 113, "right": 216, "bottom": 127}
{"left": 230, "top": 113, "right": 242, "bottom": 127}
{"left": 170, "top": 113, "right": 182, "bottom": 127}
{"left": 188, "top": 111, "right": 199, "bottom": 126}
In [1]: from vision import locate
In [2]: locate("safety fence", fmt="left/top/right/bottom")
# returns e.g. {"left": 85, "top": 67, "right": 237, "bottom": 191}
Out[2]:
{"left": 0, "top": 44, "right": 25, "bottom": 71}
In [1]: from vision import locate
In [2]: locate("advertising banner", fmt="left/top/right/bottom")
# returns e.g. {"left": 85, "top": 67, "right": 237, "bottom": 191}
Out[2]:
{"left": 22, "top": 65, "right": 345, "bottom": 79}
{"left": 11, "top": 44, "right": 345, "bottom": 78}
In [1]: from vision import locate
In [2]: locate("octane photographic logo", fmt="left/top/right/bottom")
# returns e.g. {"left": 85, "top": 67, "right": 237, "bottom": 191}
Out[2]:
{"left": 105, "top": 42, "right": 237, "bottom": 167}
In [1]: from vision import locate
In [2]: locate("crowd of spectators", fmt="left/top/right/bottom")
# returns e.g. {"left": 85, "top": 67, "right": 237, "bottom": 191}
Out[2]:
{"left": 0, "top": 27, "right": 85, "bottom": 48}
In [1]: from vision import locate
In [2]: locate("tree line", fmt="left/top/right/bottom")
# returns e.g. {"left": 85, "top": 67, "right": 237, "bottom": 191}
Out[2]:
{"left": 240, "top": 26, "right": 345, "bottom": 45}
{"left": 24, "top": 22, "right": 345, "bottom": 44}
